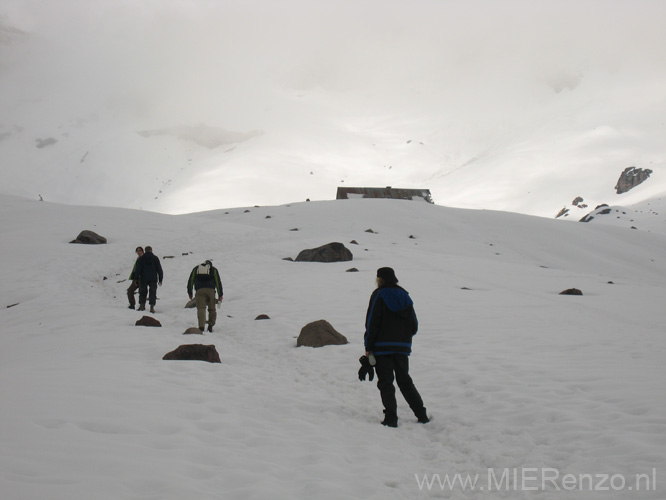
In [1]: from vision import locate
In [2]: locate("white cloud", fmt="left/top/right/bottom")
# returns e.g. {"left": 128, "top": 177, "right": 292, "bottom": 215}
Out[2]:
{"left": 1, "top": 0, "right": 665, "bottom": 213}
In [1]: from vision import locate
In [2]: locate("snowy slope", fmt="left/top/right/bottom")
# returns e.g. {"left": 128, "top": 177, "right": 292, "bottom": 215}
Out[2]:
{"left": 1, "top": 195, "right": 665, "bottom": 499}
{"left": 1, "top": 1, "right": 665, "bottom": 216}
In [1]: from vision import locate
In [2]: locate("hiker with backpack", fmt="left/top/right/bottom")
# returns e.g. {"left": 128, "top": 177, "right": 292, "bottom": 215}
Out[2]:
{"left": 187, "top": 260, "right": 223, "bottom": 332}
{"left": 127, "top": 246, "right": 144, "bottom": 309}
{"left": 134, "top": 246, "right": 164, "bottom": 313}
{"left": 363, "top": 267, "right": 428, "bottom": 427}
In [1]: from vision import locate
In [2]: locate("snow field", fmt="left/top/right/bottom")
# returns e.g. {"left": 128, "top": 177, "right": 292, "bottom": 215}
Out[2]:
{"left": 1, "top": 196, "right": 665, "bottom": 499}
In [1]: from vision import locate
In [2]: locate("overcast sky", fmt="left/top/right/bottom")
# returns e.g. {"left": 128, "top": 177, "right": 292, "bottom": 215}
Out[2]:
{"left": 1, "top": 0, "right": 665, "bottom": 213}
{"left": 3, "top": 0, "right": 665, "bottom": 130}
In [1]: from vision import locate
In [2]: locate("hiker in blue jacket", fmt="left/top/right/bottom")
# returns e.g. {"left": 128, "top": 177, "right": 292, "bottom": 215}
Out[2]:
{"left": 364, "top": 267, "right": 428, "bottom": 427}
{"left": 134, "top": 246, "right": 164, "bottom": 313}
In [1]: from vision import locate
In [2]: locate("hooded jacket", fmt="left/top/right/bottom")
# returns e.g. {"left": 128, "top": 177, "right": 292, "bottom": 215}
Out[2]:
{"left": 134, "top": 251, "right": 164, "bottom": 284}
{"left": 364, "top": 284, "right": 418, "bottom": 356}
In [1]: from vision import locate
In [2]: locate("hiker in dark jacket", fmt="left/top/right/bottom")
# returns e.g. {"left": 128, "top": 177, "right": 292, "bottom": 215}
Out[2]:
{"left": 127, "top": 246, "right": 144, "bottom": 309}
{"left": 134, "top": 246, "right": 164, "bottom": 313}
{"left": 187, "top": 260, "right": 223, "bottom": 332}
{"left": 364, "top": 267, "right": 428, "bottom": 427}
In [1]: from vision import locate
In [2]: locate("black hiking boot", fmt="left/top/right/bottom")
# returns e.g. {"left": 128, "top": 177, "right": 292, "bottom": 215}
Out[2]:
{"left": 138, "top": 304, "right": 145, "bottom": 311}
{"left": 381, "top": 410, "right": 398, "bottom": 428}
{"left": 128, "top": 305, "right": 135, "bottom": 310}
{"left": 207, "top": 325, "right": 213, "bottom": 333}
{"left": 199, "top": 326, "right": 205, "bottom": 332}
{"left": 150, "top": 305, "right": 155, "bottom": 313}
{"left": 416, "top": 408, "right": 430, "bottom": 424}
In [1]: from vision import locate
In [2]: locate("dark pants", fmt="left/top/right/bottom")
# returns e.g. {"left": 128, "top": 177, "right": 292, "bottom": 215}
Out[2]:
{"left": 375, "top": 354, "right": 425, "bottom": 418}
{"left": 127, "top": 280, "right": 139, "bottom": 307}
{"left": 139, "top": 281, "right": 158, "bottom": 306}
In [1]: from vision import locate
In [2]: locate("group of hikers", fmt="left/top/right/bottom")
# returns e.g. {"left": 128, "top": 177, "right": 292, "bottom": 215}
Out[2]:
{"left": 127, "top": 246, "right": 223, "bottom": 332}
{"left": 126, "top": 247, "right": 427, "bottom": 427}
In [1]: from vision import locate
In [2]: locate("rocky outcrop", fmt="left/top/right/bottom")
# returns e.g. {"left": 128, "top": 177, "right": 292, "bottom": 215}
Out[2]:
{"left": 560, "top": 288, "right": 583, "bottom": 296}
{"left": 70, "top": 230, "right": 107, "bottom": 244}
{"left": 297, "top": 320, "right": 349, "bottom": 347}
{"left": 615, "top": 167, "right": 652, "bottom": 194}
{"left": 580, "top": 204, "right": 611, "bottom": 223}
{"left": 295, "top": 242, "right": 353, "bottom": 263}
{"left": 555, "top": 207, "right": 570, "bottom": 219}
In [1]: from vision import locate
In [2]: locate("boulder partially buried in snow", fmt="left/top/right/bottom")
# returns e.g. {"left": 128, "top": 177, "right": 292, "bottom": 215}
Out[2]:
{"left": 136, "top": 316, "right": 162, "bottom": 327}
{"left": 70, "top": 230, "right": 107, "bottom": 244}
{"left": 297, "top": 320, "right": 349, "bottom": 347}
{"left": 295, "top": 242, "right": 352, "bottom": 263}
{"left": 163, "top": 344, "right": 221, "bottom": 363}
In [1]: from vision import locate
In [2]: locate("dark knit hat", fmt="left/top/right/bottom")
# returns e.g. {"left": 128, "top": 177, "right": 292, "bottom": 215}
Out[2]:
{"left": 377, "top": 267, "right": 398, "bottom": 284}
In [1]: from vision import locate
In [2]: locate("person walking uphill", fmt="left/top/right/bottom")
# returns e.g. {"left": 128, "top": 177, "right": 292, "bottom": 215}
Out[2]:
{"left": 127, "top": 246, "right": 144, "bottom": 309}
{"left": 187, "top": 260, "right": 223, "bottom": 332}
{"left": 134, "top": 246, "right": 163, "bottom": 313}
{"left": 364, "top": 267, "right": 428, "bottom": 427}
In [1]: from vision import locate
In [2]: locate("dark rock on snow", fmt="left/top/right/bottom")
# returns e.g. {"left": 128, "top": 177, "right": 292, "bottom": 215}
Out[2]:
{"left": 297, "top": 320, "right": 349, "bottom": 347}
{"left": 36, "top": 137, "right": 57, "bottom": 148}
{"left": 135, "top": 316, "right": 162, "bottom": 327}
{"left": 295, "top": 242, "right": 353, "bottom": 263}
{"left": 559, "top": 288, "right": 583, "bottom": 296}
{"left": 579, "top": 204, "right": 611, "bottom": 223}
{"left": 163, "top": 344, "right": 221, "bottom": 363}
{"left": 255, "top": 314, "right": 270, "bottom": 320}
{"left": 183, "top": 327, "right": 204, "bottom": 335}
{"left": 555, "top": 207, "right": 569, "bottom": 219}
{"left": 70, "top": 230, "right": 107, "bottom": 244}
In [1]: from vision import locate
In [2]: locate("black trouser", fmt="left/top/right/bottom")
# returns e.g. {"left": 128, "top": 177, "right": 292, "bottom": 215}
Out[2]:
{"left": 139, "top": 281, "right": 158, "bottom": 306}
{"left": 127, "top": 280, "right": 139, "bottom": 307}
{"left": 375, "top": 354, "right": 425, "bottom": 418}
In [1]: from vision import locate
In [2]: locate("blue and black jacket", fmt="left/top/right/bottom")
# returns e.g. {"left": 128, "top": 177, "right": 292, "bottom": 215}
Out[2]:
{"left": 364, "top": 284, "right": 418, "bottom": 356}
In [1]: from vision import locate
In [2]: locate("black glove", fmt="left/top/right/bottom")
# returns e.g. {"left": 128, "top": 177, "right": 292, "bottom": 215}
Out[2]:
{"left": 358, "top": 355, "right": 375, "bottom": 381}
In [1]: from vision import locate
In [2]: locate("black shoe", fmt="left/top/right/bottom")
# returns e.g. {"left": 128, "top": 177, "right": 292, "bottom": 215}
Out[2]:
{"left": 381, "top": 410, "right": 398, "bottom": 428}
{"left": 128, "top": 305, "right": 135, "bottom": 310}
{"left": 199, "top": 326, "right": 205, "bottom": 332}
{"left": 150, "top": 306, "right": 155, "bottom": 313}
{"left": 207, "top": 325, "right": 213, "bottom": 333}
{"left": 416, "top": 408, "right": 430, "bottom": 424}
{"left": 138, "top": 304, "right": 145, "bottom": 311}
